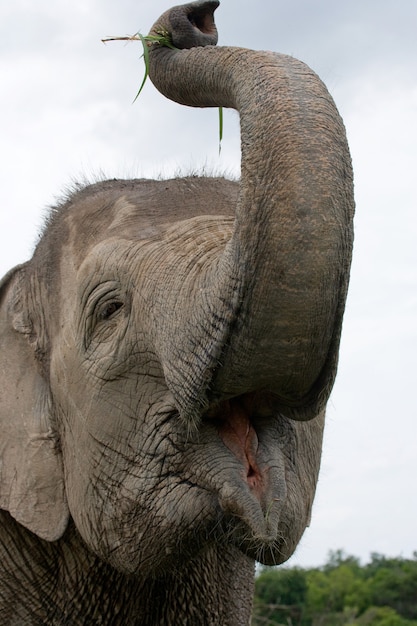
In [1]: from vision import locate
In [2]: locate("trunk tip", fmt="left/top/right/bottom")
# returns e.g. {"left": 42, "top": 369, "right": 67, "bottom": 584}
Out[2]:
{"left": 168, "top": 1, "right": 219, "bottom": 49}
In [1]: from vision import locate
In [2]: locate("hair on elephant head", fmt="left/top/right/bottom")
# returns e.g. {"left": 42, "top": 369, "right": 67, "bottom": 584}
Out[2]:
{"left": 0, "top": 1, "right": 354, "bottom": 624}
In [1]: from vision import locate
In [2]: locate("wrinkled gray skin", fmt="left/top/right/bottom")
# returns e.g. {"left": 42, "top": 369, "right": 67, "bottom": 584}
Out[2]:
{"left": 0, "top": 1, "right": 354, "bottom": 624}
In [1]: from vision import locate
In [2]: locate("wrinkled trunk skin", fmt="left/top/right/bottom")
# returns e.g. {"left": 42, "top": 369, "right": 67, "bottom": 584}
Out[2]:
{"left": 148, "top": 1, "right": 354, "bottom": 423}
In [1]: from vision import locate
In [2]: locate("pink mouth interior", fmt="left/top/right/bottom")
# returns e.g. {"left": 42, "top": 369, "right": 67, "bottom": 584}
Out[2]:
{"left": 206, "top": 396, "right": 265, "bottom": 497}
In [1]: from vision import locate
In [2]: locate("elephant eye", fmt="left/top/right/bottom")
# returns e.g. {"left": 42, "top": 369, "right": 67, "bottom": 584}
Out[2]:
{"left": 98, "top": 301, "right": 124, "bottom": 321}
{"left": 83, "top": 283, "right": 127, "bottom": 349}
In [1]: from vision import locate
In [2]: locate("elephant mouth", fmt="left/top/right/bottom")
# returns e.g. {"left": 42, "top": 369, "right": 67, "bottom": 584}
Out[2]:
{"left": 202, "top": 392, "right": 286, "bottom": 547}
{"left": 204, "top": 394, "right": 265, "bottom": 499}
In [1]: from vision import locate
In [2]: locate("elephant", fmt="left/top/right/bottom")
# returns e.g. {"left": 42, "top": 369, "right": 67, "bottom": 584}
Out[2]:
{"left": 0, "top": 1, "right": 354, "bottom": 624}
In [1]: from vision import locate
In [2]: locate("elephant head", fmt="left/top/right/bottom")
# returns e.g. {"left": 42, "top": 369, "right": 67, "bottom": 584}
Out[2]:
{"left": 0, "top": 0, "right": 353, "bottom": 581}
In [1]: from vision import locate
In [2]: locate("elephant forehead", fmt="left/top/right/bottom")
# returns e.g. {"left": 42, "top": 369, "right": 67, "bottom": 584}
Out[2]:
{"left": 62, "top": 194, "right": 165, "bottom": 261}
{"left": 76, "top": 214, "right": 232, "bottom": 265}
{"left": 107, "top": 197, "right": 162, "bottom": 238}
{"left": 58, "top": 184, "right": 237, "bottom": 271}
{"left": 47, "top": 215, "right": 234, "bottom": 326}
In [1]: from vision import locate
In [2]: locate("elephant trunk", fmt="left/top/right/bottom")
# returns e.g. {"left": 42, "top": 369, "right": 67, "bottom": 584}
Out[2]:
{"left": 147, "top": 1, "right": 354, "bottom": 422}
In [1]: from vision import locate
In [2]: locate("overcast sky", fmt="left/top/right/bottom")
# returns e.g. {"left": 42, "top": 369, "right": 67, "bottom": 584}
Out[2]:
{"left": 1, "top": 0, "right": 416, "bottom": 568}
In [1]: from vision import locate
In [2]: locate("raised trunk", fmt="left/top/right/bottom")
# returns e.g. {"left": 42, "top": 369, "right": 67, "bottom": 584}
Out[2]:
{"left": 148, "top": 1, "right": 354, "bottom": 422}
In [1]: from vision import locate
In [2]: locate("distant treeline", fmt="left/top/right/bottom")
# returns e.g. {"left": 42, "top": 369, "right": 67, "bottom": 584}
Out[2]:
{"left": 252, "top": 549, "right": 417, "bottom": 626}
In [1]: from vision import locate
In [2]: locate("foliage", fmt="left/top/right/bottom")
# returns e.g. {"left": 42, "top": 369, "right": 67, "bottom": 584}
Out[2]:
{"left": 252, "top": 551, "right": 417, "bottom": 626}
{"left": 253, "top": 567, "right": 308, "bottom": 625}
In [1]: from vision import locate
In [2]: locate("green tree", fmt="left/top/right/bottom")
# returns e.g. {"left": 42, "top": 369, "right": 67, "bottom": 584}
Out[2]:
{"left": 305, "top": 552, "right": 370, "bottom": 622}
{"left": 353, "top": 606, "right": 417, "bottom": 626}
{"left": 252, "top": 552, "right": 417, "bottom": 626}
{"left": 253, "top": 567, "right": 308, "bottom": 625}
{"left": 366, "top": 555, "right": 417, "bottom": 620}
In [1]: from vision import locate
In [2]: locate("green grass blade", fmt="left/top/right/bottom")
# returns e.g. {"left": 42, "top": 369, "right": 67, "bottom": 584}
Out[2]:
{"left": 132, "top": 63, "right": 148, "bottom": 103}
{"left": 139, "top": 33, "right": 151, "bottom": 74}
{"left": 218, "top": 107, "right": 223, "bottom": 154}
{"left": 127, "top": 32, "right": 225, "bottom": 152}
{"left": 132, "top": 33, "right": 150, "bottom": 103}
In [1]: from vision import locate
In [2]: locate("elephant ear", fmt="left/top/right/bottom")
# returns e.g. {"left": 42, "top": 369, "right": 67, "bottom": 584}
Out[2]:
{"left": 0, "top": 264, "right": 69, "bottom": 541}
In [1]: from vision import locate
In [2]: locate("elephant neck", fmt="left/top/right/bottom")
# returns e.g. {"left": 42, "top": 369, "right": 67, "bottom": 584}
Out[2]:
{"left": 0, "top": 512, "right": 254, "bottom": 625}
{"left": 140, "top": 543, "right": 255, "bottom": 624}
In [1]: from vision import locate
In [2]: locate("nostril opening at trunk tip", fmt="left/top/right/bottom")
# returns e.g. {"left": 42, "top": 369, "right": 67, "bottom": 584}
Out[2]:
{"left": 188, "top": 11, "right": 216, "bottom": 36}
{"left": 168, "top": 1, "right": 219, "bottom": 49}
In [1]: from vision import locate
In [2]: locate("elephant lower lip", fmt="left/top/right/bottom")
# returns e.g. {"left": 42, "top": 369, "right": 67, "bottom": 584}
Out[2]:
{"left": 202, "top": 393, "right": 285, "bottom": 542}
{"left": 204, "top": 394, "right": 267, "bottom": 499}
{"left": 216, "top": 466, "right": 281, "bottom": 546}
